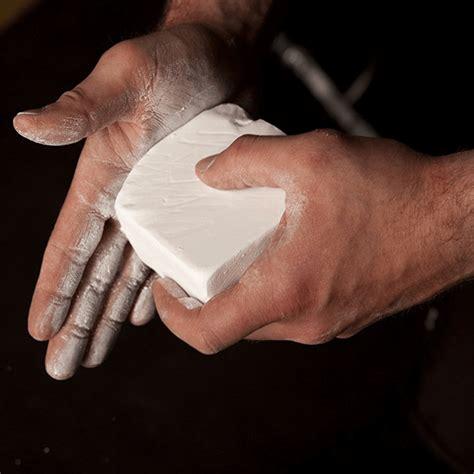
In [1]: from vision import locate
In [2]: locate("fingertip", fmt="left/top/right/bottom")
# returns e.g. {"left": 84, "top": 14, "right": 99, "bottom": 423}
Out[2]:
{"left": 28, "top": 310, "right": 47, "bottom": 341}
{"left": 130, "top": 305, "right": 156, "bottom": 326}
{"left": 13, "top": 104, "right": 89, "bottom": 146}
{"left": 81, "top": 348, "right": 104, "bottom": 369}
{"left": 13, "top": 112, "right": 37, "bottom": 137}
{"left": 152, "top": 278, "right": 202, "bottom": 328}
{"left": 28, "top": 317, "right": 55, "bottom": 342}
{"left": 195, "top": 157, "right": 239, "bottom": 190}
{"left": 195, "top": 155, "right": 217, "bottom": 176}
{"left": 28, "top": 305, "right": 66, "bottom": 341}
{"left": 46, "top": 364, "right": 74, "bottom": 381}
{"left": 14, "top": 109, "right": 43, "bottom": 129}
{"left": 45, "top": 333, "right": 87, "bottom": 381}
{"left": 82, "top": 320, "right": 120, "bottom": 369}
{"left": 195, "top": 157, "right": 225, "bottom": 190}
{"left": 130, "top": 314, "right": 152, "bottom": 326}
{"left": 81, "top": 358, "right": 100, "bottom": 369}
{"left": 45, "top": 346, "right": 76, "bottom": 380}
{"left": 28, "top": 326, "right": 50, "bottom": 342}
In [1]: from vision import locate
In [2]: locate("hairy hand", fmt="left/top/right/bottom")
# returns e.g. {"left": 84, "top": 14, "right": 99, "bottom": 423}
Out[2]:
{"left": 14, "top": 24, "right": 239, "bottom": 379}
{"left": 153, "top": 131, "right": 472, "bottom": 353}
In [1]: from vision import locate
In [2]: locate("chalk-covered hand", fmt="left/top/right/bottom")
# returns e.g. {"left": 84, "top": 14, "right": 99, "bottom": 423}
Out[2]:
{"left": 14, "top": 24, "right": 238, "bottom": 379}
{"left": 153, "top": 132, "right": 474, "bottom": 353}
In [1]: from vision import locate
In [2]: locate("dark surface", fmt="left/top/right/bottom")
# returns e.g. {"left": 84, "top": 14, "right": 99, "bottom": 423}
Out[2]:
{"left": 0, "top": 1, "right": 472, "bottom": 473}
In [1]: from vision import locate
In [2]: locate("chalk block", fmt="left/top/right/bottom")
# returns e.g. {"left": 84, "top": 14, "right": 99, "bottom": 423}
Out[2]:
{"left": 115, "top": 104, "right": 286, "bottom": 302}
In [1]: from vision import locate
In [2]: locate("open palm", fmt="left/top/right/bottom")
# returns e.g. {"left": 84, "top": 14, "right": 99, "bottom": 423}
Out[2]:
{"left": 14, "top": 24, "right": 239, "bottom": 379}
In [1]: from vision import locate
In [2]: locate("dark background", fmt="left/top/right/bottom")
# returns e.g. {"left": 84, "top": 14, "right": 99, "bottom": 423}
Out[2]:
{"left": 0, "top": 1, "right": 473, "bottom": 473}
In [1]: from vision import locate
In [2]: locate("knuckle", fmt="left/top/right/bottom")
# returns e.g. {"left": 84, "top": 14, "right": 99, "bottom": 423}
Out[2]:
{"left": 124, "top": 257, "right": 149, "bottom": 283}
{"left": 60, "top": 86, "right": 88, "bottom": 107}
{"left": 88, "top": 275, "right": 111, "bottom": 294}
{"left": 304, "top": 129, "right": 347, "bottom": 163}
{"left": 99, "top": 39, "right": 149, "bottom": 81}
{"left": 115, "top": 267, "right": 145, "bottom": 294}
{"left": 286, "top": 134, "right": 343, "bottom": 183}
{"left": 123, "top": 276, "right": 143, "bottom": 293}
{"left": 102, "top": 316, "right": 123, "bottom": 332}
{"left": 292, "top": 143, "right": 322, "bottom": 172}
{"left": 58, "top": 87, "right": 96, "bottom": 128}
{"left": 311, "top": 128, "right": 344, "bottom": 144}
{"left": 48, "top": 241, "right": 90, "bottom": 268}
{"left": 294, "top": 151, "right": 315, "bottom": 170}
{"left": 101, "top": 39, "right": 142, "bottom": 63}
{"left": 47, "top": 290, "right": 72, "bottom": 310}
{"left": 36, "top": 282, "right": 73, "bottom": 309}
{"left": 271, "top": 267, "right": 310, "bottom": 316}
{"left": 69, "top": 323, "right": 91, "bottom": 340}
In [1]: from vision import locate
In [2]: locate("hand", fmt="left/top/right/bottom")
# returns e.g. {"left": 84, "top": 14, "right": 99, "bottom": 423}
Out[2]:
{"left": 14, "top": 24, "right": 239, "bottom": 379}
{"left": 152, "top": 131, "right": 474, "bottom": 353}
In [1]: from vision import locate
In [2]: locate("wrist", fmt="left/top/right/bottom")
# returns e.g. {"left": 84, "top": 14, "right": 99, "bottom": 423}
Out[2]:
{"left": 426, "top": 151, "right": 474, "bottom": 284}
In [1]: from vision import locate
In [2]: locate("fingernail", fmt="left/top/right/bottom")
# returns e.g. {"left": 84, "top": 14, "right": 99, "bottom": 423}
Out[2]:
{"left": 16, "top": 108, "right": 43, "bottom": 116}
{"left": 178, "top": 296, "right": 202, "bottom": 310}
{"left": 196, "top": 155, "right": 216, "bottom": 175}
{"left": 157, "top": 277, "right": 187, "bottom": 299}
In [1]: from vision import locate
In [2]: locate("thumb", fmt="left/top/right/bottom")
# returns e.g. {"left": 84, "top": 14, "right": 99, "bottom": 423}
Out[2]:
{"left": 195, "top": 134, "right": 289, "bottom": 190}
{"left": 13, "top": 53, "right": 131, "bottom": 146}
{"left": 153, "top": 250, "right": 277, "bottom": 354}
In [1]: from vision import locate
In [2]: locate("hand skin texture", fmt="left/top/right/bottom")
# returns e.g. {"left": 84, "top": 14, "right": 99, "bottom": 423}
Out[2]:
{"left": 13, "top": 22, "right": 243, "bottom": 380}
{"left": 14, "top": 0, "right": 276, "bottom": 380}
{"left": 153, "top": 131, "right": 474, "bottom": 354}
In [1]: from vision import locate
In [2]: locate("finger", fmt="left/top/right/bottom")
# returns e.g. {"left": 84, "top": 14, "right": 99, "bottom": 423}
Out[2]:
{"left": 195, "top": 134, "right": 293, "bottom": 190}
{"left": 130, "top": 273, "right": 159, "bottom": 326}
{"left": 152, "top": 250, "right": 280, "bottom": 354}
{"left": 28, "top": 191, "right": 108, "bottom": 341}
{"left": 28, "top": 135, "right": 131, "bottom": 341}
{"left": 13, "top": 50, "right": 132, "bottom": 146}
{"left": 45, "top": 221, "right": 127, "bottom": 380}
{"left": 82, "top": 248, "right": 150, "bottom": 368}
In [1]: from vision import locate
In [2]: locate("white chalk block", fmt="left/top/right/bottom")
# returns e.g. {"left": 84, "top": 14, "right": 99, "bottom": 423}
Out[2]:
{"left": 115, "top": 104, "right": 286, "bottom": 302}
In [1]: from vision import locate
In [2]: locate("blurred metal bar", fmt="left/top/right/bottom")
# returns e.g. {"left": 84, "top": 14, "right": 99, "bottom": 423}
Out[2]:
{"left": 272, "top": 34, "right": 378, "bottom": 137}
{"left": 345, "top": 61, "right": 375, "bottom": 105}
